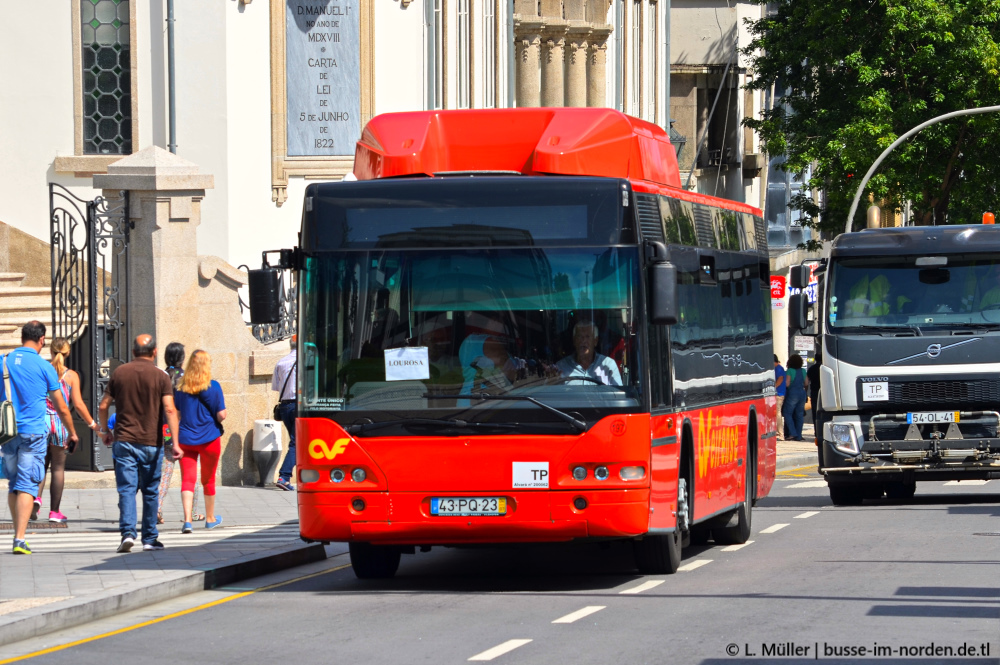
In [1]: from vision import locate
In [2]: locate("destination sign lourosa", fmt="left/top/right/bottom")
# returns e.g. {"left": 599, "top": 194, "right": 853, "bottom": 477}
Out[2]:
{"left": 285, "top": 1, "right": 361, "bottom": 157}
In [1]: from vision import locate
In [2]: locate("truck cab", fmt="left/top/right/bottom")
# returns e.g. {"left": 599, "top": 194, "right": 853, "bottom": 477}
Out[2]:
{"left": 790, "top": 225, "right": 1000, "bottom": 504}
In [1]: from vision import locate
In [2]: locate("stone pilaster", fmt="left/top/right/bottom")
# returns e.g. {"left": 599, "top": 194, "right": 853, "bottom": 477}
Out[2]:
{"left": 541, "top": 25, "right": 568, "bottom": 107}
{"left": 588, "top": 40, "right": 609, "bottom": 107}
{"left": 514, "top": 19, "right": 544, "bottom": 107}
{"left": 94, "top": 147, "right": 283, "bottom": 487}
{"left": 565, "top": 25, "right": 591, "bottom": 107}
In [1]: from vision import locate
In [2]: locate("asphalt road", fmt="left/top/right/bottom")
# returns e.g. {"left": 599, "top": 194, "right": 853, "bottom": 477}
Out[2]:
{"left": 5, "top": 468, "right": 999, "bottom": 665}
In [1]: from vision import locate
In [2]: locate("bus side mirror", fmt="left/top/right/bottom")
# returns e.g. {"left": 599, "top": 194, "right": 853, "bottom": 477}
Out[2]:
{"left": 788, "top": 292, "right": 809, "bottom": 332}
{"left": 248, "top": 267, "right": 281, "bottom": 324}
{"left": 649, "top": 262, "right": 679, "bottom": 325}
{"left": 789, "top": 264, "right": 810, "bottom": 289}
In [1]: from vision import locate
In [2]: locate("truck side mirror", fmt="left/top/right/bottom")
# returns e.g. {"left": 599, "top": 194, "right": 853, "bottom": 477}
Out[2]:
{"left": 789, "top": 264, "right": 810, "bottom": 289}
{"left": 649, "top": 262, "right": 679, "bottom": 325}
{"left": 248, "top": 267, "right": 281, "bottom": 324}
{"left": 788, "top": 292, "right": 809, "bottom": 332}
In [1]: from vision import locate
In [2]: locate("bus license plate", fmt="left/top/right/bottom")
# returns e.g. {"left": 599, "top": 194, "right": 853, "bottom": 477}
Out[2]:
{"left": 431, "top": 497, "right": 507, "bottom": 516}
{"left": 906, "top": 411, "right": 959, "bottom": 424}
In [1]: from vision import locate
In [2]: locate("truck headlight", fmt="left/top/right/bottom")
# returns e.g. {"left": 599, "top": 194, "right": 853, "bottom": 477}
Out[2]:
{"left": 830, "top": 423, "right": 860, "bottom": 455}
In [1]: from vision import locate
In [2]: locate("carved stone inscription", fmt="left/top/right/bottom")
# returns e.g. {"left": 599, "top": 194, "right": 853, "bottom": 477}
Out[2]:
{"left": 285, "top": 0, "right": 360, "bottom": 157}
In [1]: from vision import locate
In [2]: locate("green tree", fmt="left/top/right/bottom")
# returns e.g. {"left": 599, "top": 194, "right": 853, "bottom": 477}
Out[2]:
{"left": 743, "top": 0, "right": 1000, "bottom": 238}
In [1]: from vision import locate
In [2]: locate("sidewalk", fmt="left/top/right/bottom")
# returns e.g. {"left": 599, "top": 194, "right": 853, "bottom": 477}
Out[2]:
{"left": 0, "top": 483, "right": 340, "bottom": 646}
{"left": 0, "top": 432, "right": 818, "bottom": 647}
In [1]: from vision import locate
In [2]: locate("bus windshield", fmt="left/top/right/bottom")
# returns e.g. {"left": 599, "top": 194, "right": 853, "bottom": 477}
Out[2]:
{"left": 828, "top": 255, "right": 1000, "bottom": 330}
{"left": 300, "top": 247, "right": 642, "bottom": 431}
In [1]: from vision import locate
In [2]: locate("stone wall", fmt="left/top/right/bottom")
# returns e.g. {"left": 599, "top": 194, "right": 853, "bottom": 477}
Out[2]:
{"left": 0, "top": 220, "right": 53, "bottom": 288}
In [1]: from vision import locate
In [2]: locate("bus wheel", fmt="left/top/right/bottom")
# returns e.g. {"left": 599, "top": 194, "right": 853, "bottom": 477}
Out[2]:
{"left": 829, "top": 483, "right": 864, "bottom": 506}
{"left": 689, "top": 528, "right": 711, "bottom": 546}
{"left": 633, "top": 476, "right": 688, "bottom": 574}
{"left": 349, "top": 542, "right": 401, "bottom": 579}
{"left": 713, "top": 456, "right": 753, "bottom": 545}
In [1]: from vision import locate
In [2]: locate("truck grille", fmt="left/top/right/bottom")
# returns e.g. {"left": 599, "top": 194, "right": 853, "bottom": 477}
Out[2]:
{"left": 890, "top": 379, "right": 1000, "bottom": 407}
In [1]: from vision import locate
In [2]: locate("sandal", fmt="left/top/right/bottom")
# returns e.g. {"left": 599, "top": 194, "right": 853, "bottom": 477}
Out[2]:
{"left": 193, "top": 513, "right": 206, "bottom": 522}
{"left": 157, "top": 513, "right": 164, "bottom": 525}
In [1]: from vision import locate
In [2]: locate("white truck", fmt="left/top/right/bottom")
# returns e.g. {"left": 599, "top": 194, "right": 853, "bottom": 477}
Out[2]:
{"left": 789, "top": 224, "right": 1000, "bottom": 505}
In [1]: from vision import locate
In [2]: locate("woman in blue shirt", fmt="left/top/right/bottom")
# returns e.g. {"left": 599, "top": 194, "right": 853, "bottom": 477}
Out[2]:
{"left": 173, "top": 350, "right": 227, "bottom": 533}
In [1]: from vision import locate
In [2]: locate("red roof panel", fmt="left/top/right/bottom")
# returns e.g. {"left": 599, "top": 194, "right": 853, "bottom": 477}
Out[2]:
{"left": 353, "top": 108, "right": 682, "bottom": 188}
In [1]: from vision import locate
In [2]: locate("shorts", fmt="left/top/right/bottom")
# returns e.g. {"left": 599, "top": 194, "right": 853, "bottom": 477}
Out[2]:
{"left": 2, "top": 433, "right": 47, "bottom": 494}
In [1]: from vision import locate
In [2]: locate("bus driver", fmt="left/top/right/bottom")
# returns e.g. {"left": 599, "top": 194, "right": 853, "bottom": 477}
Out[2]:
{"left": 555, "top": 321, "right": 622, "bottom": 386}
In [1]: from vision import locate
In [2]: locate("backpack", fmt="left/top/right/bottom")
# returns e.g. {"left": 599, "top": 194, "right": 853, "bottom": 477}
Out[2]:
{"left": 0, "top": 355, "right": 18, "bottom": 447}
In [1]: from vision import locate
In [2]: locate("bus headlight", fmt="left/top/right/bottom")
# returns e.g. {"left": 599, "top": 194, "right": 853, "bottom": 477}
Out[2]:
{"left": 331, "top": 468, "right": 345, "bottom": 483}
{"left": 351, "top": 468, "right": 367, "bottom": 483}
{"left": 594, "top": 466, "right": 610, "bottom": 481}
{"left": 619, "top": 466, "right": 646, "bottom": 480}
{"left": 572, "top": 466, "right": 588, "bottom": 480}
{"left": 830, "top": 423, "right": 860, "bottom": 455}
{"left": 300, "top": 469, "right": 320, "bottom": 483}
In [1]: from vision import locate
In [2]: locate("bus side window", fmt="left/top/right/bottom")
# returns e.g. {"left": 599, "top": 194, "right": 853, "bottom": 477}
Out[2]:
{"left": 658, "top": 196, "right": 682, "bottom": 244}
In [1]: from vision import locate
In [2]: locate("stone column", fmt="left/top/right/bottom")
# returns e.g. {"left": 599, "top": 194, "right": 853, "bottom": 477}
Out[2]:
{"left": 515, "top": 23, "right": 543, "bottom": 107}
{"left": 565, "top": 26, "right": 591, "bottom": 107}
{"left": 94, "top": 147, "right": 286, "bottom": 486}
{"left": 541, "top": 26, "right": 568, "bottom": 107}
{"left": 588, "top": 40, "right": 609, "bottom": 107}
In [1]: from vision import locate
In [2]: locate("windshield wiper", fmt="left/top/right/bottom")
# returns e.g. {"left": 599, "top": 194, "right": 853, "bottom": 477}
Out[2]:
{"left": 843, "top": 324, "right": 922, "bottom": 336}
{"left": 345, "top": 418, "right": 519, "bottom": 435}
{"left": 425, "top": 393, "right": 587, "bottom": 432}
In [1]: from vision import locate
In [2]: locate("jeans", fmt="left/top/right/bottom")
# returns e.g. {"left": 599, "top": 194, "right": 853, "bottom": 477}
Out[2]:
{"left": 2, "top": 433, "right": 47, "bottom": 495}
{"left": 276, "top": 401, "right": 297, "bottom": 482}
{"left": 113, "top": 441, "right": 164, "bottom": 544}
{"left": 783, "top": 391, "right": 807, "bottom": 440}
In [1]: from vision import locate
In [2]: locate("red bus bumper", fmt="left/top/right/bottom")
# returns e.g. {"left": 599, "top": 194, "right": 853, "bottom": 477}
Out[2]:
{"left": 298, "top": 488, "right": 650, "bottom": 545}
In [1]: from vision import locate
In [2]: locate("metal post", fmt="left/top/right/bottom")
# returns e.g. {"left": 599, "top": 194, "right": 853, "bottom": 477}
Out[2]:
{"left": 844, "top": 105, "right": 1000, "bottom": 234}
{"left": 167, "top": 0, "right": 177, "bottom": 153}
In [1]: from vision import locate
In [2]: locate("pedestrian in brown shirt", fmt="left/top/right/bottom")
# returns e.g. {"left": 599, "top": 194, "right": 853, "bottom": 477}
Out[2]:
{"left": 98, "top": 334, "right": 182, "bottom": 553}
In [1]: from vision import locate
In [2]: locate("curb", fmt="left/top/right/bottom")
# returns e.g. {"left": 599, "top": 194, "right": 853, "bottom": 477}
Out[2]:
{"left": 0, "top": 542, "right": 326, "bottom": 647}
{"left": 776, "top": 453, "right": 819, "bottom": 472}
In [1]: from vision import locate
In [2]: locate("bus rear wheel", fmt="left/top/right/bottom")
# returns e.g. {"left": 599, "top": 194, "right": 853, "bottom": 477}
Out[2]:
{"left": 713, "top": 456, "right": 753, "bottom": 545}
{"left": 633, "top": 529, "right": 682, "bottom": 574}
{"left": 349, "top": 542, "right": 402, "bottom": 579}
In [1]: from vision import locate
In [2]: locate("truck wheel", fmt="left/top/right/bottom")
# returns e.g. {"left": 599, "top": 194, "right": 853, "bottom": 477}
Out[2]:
{"left": 349, "top": 542, "right": 401, "bottom": 579}
{"left": 829, "top": 483, "right": 864, "bottom": 506}
{"left": 713, "top": 454, "right": 753, "bottom": 545}
{"left": 885, "top": 481, "right": 916, "bottom": 500}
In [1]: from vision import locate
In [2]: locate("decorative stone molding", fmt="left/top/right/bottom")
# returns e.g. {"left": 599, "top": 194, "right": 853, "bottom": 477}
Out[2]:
{"left": 199, "top": 256, "right": 249, "bottom": 288}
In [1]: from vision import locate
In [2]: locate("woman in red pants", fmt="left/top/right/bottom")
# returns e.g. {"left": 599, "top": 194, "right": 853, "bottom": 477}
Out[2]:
{"left": 173, "top": 350, "right": 227, "bottom": 532}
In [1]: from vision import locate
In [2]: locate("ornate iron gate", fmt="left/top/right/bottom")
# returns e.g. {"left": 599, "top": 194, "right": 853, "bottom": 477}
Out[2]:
{"left": 49, "top": 184, "right": 131, "bottom": 471}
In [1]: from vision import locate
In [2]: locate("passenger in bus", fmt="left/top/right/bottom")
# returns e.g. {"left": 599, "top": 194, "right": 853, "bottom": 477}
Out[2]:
{"left": 458, "top": 334, "right": 518, "bottom": 395}
{"left": 554, "top": 321, "right": 622, "bottom": 386}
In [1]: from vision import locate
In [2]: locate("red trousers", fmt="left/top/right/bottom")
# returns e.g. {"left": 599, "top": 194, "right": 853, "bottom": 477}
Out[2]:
{"left": 178, "top": 437, "right": 221, "bottom": 495}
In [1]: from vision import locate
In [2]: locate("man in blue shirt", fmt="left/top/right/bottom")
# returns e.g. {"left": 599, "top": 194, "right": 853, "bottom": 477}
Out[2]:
{"left": 1, "top": 321, "right": 77, "bottom": 554}
{"left": 774, "top": 354, "right": 787, "bottom": 441}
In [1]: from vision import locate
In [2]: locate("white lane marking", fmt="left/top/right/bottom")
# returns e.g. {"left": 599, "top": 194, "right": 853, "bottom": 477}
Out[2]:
{"left": 944, "top": 480, "right": 990, "bottom": 485}
{"left": 620, "top": 580, "right": 665, "bottom": 594}
{"left": 794, "top": 511, "right": 820, "bottom": 519}
{"left": 760, "top": 523, "right": 789, "bottom": 534}
{"left": 786, "top": 480, "right": 828, "bottom": 488}
{"left": 552, "top": 606, "right": 606, "bottom": 624}
{"left": 468, "top": 639, "right": 533, "bottom": 661}
{"left": 720, "top": 540, "right": 754, "bottom": 552}
{"left": 677, "top": 559, "right": 712, "bottom": 572}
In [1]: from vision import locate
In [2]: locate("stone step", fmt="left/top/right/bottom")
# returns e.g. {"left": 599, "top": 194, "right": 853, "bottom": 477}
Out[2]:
{"left": 0, "top": 273, "right": 27, "bottom": 288}
{"left": 0, "top": 291, "right": 52, "bottom": 309}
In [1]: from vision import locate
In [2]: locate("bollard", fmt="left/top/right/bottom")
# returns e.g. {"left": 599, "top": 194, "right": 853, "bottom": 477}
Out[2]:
{"left": 253, "top": 419, "right": 284, "bottom": 487}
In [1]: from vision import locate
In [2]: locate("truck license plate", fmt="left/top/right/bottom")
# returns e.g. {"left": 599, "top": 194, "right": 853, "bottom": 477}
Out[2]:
{"left": 431, "top": 497, "right": 507, "bottom": 516}
{"left": 906, "top": 411, "right": 959, "bottom": 424}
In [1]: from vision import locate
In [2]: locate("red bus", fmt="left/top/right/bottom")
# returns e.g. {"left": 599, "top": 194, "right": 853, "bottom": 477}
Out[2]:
{"left": 254, "top": 108, "right": 777, "bottom": 578}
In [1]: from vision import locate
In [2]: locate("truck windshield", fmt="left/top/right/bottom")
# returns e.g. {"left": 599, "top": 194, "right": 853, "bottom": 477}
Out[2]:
{"left": 300, "top": 247, "right": 642, "bottom": 430}
{"left": 828, "top": 255, "right": 1000, "bottom": 330}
